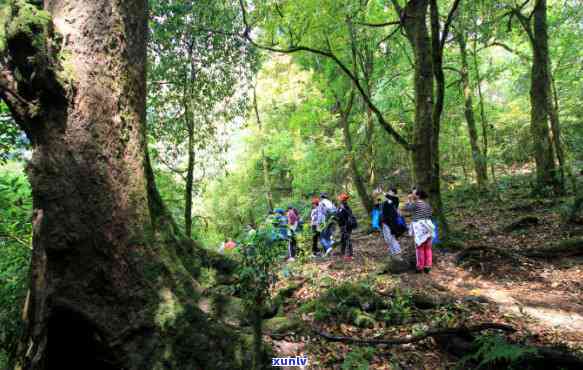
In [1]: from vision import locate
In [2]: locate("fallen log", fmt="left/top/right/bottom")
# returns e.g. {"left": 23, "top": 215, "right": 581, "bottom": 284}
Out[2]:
{"left": 314, "top": 323, "right": 515, "bottom": 346}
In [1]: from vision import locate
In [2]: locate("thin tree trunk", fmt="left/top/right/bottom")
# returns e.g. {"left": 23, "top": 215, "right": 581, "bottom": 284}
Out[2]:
{"left": 456, "top": 31, "right": 488, "bottom": 189}
{"left": 366, "top": 108, "right": 376, "bottom": 186}
{"left": 340, "top": 94, "right": 374, "bottom": 214}
{"left": 472, "top": 39, "right": 489, "bottom": 162}
{"left": 549, "top": 73, "right": 566, "bottom": 192}
{"left": 472, "top": 36, "right": 499, "bottom": 197}
{"left": 0, "top": 1, "right": 254, "bottom": 368}
{"left": 253, "top": 87, "right": 273, "bottom": 211}
{"left": 185, "top": 115, "right": 195, "bottom": 238}
{"left": 184, "top": 48, "right": 197, "bottom": 239}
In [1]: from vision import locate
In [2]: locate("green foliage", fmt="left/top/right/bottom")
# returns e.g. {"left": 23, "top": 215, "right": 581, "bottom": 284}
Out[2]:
{"left": 148, "top": 0, "right": 256, "bottom": 234}
{"left": 0, "top": 165, "right": 31, "bottom": 368}
{"left": 459, "top": 334, "right": 538, "bottom": 369}
{"left": 341, "top": 347, "right": 375, "bottom": 370}
{"left": 236, "top": 223, "right": 286, "bottom": 303}
{"left": 0, "top": 100, "right": 28, "bottom": 164}
{"left": 1, "top": 0, "right": 51, "bottom": 53}
{"left": 379, "top": 289, "right": 413, "bottom": 325}
{"left": 300, "top": 281, "right": 412, "bottom": 326}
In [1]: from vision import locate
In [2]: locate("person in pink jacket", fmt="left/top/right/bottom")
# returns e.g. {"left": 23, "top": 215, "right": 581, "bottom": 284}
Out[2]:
{"left": 287, "top": 206, "right": 299, "bottom": 261}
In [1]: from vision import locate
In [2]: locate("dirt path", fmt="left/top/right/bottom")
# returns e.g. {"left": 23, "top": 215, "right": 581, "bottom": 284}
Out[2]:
{"left": 267, "top": 225, "right": 583, "bottom": 368}
{"left": 350, "top": 231, "right": 583, "bottom": 344}
{"left": 423, "top": 251, "right": 583, "bottom": 342}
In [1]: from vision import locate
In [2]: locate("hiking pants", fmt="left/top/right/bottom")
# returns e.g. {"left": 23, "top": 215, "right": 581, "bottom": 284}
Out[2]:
{"left": 312, "top": 226, "right": 321, "bottom": 254}
{"left": 415, "top": 237, "right": 433, "bottom": 270}
{"left": 320, "top": 226, "right": 333, "bottom": 251}
{"left": 382, "top": 223, "right": 402, "bottom": 256}
{"left": 340, "top": 226, "right": 353, "bottom": 257}
{"left": 288, "top": 234, "right": 297, "bottom": 258}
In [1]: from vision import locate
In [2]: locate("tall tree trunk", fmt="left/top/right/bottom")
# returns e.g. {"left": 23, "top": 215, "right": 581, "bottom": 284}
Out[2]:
{"left": 471, "top": 36, "right": 500, "bottom": 195}
{"left": 530, "top": 0, "right": 559, "bottom": 192}
{"left": 253, "top": 87, "right": 273, "bottom": 211}
{"left": 0, "top": 1, "right": 254, "bottom": 369}
{"left": 340, "top": 94, "right": 374, "bottom": 214}
{"left": 456, "top": 31, "right": 488, "bottom": 189}
{"left": 185, "top": 116, "right": 195, "bottom": 238}
{"left": 365, "top": 108, "right": 376, "bottom": 186}
{"left": 399, "top": 0, "right": 443, "bottom": 226}
{"left": 549, "top": 73, "right": 566, "bottom": 192}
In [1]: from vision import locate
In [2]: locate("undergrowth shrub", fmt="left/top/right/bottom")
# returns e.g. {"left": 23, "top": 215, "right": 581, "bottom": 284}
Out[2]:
{"left": 299, "top": 282, "right": 413, "bottom": 326}
{"left": 341, "top": 347, "right": 375, "bottom": 370}
{"left": 459, "top": 334, "right": 538, "bottom": 369}
{"left": 0, "top": 170, "right": 32, "bottom": 368}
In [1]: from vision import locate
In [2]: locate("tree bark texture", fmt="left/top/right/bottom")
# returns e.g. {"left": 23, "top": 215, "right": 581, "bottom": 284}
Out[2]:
{"left": 399, "top": 0, "right": 442, "bottom": 222}
{"left": 456, "top": 31, "right": 488, "bottom": 189}
{"left": 185, "top": 114, "right": 195, "bottom": 238}
{"left": 0, "top": 1, "right": 255, "bottom": 369}
{"left": 549, "top": 73, "right": 566, "bottom": 192}
{"left": 530, "top": 0, "right": 560, "bottom": 192}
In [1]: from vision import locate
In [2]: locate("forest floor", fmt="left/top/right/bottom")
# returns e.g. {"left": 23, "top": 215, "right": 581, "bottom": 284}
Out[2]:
{"left": 263, "top": 184, "right": 583, "bottom": 369}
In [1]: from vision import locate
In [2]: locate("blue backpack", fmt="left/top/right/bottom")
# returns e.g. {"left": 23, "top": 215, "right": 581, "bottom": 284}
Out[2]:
{"left": 396, "top": 214, "right": 407, "bottom": 230}
{"left": 371, "top": 208, "right": 381, "bottom": 230}
{"left": 432, "top": 219, "right": 440, "bottom": 245}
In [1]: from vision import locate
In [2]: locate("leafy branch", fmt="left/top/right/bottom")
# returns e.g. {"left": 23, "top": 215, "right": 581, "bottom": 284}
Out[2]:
{"left": 238, "top": 0, "right": 412, "bottom": 150}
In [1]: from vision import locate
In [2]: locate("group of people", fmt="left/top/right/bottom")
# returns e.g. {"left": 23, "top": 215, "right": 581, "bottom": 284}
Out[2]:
{"left": 310, "top": 192, "right": 357, "bottom": 261}
{"left": 265, "top": 207, "right": 302, "bottom": 261}
{"left": 223, "top": 187, "right": 437, "bottom": 274}
{"left": 380, "top": 187, "right": 436, "bottom": 273}
{"left": 310, "top": 187, "right": 436, "bottom": 273}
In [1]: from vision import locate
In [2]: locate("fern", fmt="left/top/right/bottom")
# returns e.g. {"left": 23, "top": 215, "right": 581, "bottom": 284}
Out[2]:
{"left": 341, "top": 347, "right": 375, "bottom": 370}
{"left": 459, "top": 334, "right": 538, "bottom": 369}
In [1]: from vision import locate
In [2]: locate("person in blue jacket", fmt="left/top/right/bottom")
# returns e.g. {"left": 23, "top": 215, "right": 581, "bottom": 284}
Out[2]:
{"left": 274, "top": 208, "right": 288, "bottom": 241}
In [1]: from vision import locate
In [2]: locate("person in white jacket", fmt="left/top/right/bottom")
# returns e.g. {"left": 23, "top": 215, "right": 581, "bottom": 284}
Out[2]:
{"left": 404, "top": 189, "right": 435, "bottom": 273}
{"left": 310, "top": 198, "right": 324, "bottom": 256}
{"left": 317, "top": 192, "right": 336, "bottom": 256}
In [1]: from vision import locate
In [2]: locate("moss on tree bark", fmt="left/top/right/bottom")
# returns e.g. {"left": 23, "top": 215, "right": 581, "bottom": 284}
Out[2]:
{"left": 0, "top": 1, "right": 264, "bottom": 369}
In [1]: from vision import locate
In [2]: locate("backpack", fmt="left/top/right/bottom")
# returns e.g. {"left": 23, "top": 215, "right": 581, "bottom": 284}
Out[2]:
{"left": 348, "top": 213, "right": 358, "bottom": 230}
{"left": 396, "top": 214, "right": 407, "bottom": 229}
{"left": 394, "top": 214, "right": 408, "bottom": 238}
{"left": 432, "top": 219, "right": 440, "bottom": 245}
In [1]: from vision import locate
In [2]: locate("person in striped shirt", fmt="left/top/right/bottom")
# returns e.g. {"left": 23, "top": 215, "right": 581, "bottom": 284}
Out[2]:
{"left": 404, "top": 189, "right": 435, "bottom": 273}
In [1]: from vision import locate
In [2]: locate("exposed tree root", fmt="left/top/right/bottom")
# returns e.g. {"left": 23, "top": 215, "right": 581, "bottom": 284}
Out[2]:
{"left": 522, "top": 238, "right": 583, "bottom": 259}
{"left": 314, "top": 323, "right": 515, "bottom": 346}
{"left": 457, "top": 245, "right": 521, "bottom": 266}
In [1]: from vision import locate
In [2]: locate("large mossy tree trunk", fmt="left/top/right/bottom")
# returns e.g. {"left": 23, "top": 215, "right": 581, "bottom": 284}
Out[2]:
{"left": 527, "top": 0, "right": 561, "bottom": 193}
{"left": 456, "top": 30, "right": 488, "bottom": 190}
{"left": 0, "top": 1, "right": 254, "bottom": 369}
{"left": 397, "top": 0, "right": 443, "bottom": 226}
